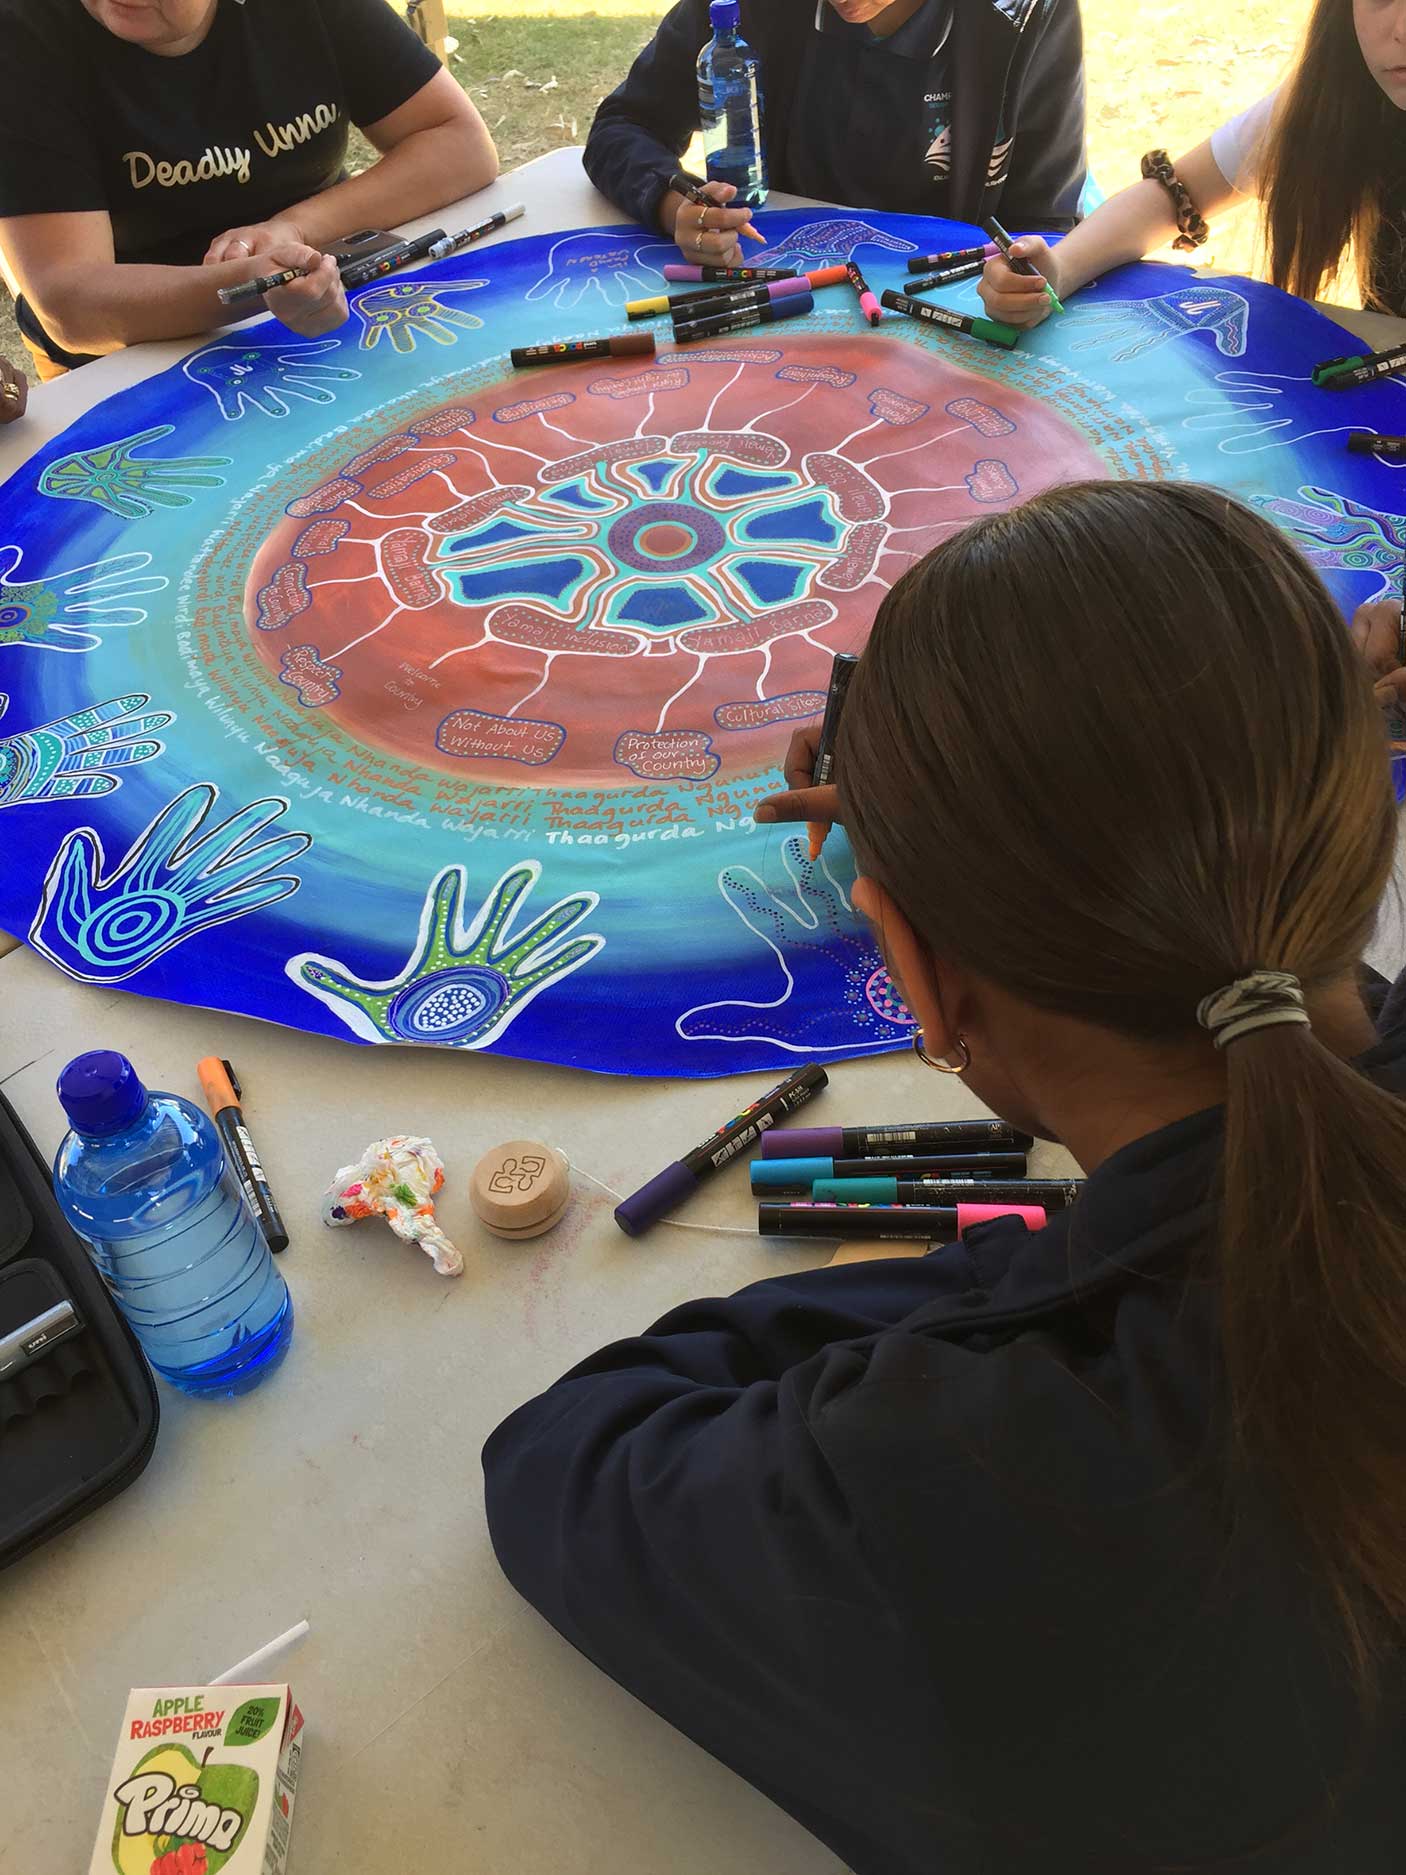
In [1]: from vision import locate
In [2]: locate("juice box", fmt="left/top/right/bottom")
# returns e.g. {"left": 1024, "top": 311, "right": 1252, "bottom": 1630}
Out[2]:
{"left": 88, "top": 1683, "right": 304, "bottom": 1875}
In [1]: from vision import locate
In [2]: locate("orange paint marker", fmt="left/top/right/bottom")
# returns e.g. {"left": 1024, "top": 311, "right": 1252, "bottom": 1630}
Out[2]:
{"left": 805, "top": 265, "right": 850, "bottom": 289}
{"left": 807, "top": 651, "right": 859, "bottom": 861}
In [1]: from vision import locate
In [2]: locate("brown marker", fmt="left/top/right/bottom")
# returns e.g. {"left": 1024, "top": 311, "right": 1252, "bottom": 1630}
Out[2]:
{"left": 511, "top": 333, "right": 655, "bottom": 369}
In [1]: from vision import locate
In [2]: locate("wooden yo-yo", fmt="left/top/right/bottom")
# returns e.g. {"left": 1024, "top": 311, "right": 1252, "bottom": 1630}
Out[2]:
{"left": 470, "top": 1140, "right": 572, "bottom": 1240}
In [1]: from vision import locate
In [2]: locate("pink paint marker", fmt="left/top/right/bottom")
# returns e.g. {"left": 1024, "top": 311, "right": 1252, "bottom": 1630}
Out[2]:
{"left": 845, "top": 259, "right": 882, "bottom": 327}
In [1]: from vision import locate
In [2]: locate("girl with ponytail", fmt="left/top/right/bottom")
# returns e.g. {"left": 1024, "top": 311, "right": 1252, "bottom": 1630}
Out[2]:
{"left": 485, "top": 482, "right": 1406, "bottom": 1872}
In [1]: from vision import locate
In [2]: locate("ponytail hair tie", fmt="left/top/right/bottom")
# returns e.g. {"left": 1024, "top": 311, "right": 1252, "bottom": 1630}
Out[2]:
{"left": 1196, "top": 970, "right": 1309, "bottom": 1048}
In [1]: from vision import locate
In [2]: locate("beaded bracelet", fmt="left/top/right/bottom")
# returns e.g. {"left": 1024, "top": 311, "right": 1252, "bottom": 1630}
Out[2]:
{"left": 1140, "top": 149, "right": 1211, "bottom": 252}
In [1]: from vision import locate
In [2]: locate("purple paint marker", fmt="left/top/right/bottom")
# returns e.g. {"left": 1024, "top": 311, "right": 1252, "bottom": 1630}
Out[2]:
{"left": 614, "top": 1064, "right": 827, "bottom": 1236}
{"left": 759, "top": 1118, "right": 1032, "bottom": 1159}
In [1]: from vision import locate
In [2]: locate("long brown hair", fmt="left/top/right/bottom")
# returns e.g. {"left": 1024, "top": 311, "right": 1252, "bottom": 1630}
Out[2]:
{"left": 1260, "top": 0, "right": 1402, "bottom": 306}
{"left": 840, "top": 481, "right": 1406, "bottom": 1678}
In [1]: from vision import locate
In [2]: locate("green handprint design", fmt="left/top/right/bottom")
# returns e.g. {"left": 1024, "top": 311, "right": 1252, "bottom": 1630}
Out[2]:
{"left": 288, "top": 861, "right": 603, "bottom": 1050}
{"left": 354, "top": 279, "right": 487, "bottom": 354}
{"left": 0, "top": 691, "right": 172, "bottom": 807}
{"left": 37, "top": 425, "right": 231, "bottom": 520}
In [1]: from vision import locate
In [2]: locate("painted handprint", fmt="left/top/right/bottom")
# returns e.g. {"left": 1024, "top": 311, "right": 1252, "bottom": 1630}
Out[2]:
{"left": 30, "top": 783, "right": 310, "bottom": 984}
{"left": 1181, "top": 370, "right": 1364, "bottom": 455}
{"left": 524, "top": 232, "right": 670, "bottom": 310}
{"left": 1062, "top": 283, "right": 1249, "bottom": 361}
{"left": 354, "top": 277, "right": 488, "bottom": 353}
{"left": 676, "top": 835, "right": 911, "bottom": 1052}
{"left": 1257, "top": 485, "right": 1406, "bottom": 599}
{"left": 758, "top": 218, "right": 915, "bottom": 264}
{"left": 0, "top": 692, "right": 171, "bottom": 808}
{"left": 37, "top": 424, "right": 231, "bottom": 519}
{"left": 288, "top": 861, "right": 603, "bottom": 1050}
{"left": 0, "top": 545, "right": 166, "bottom": 653}
{"left": 182, "top": 338, "right": 360, "bottom": 420}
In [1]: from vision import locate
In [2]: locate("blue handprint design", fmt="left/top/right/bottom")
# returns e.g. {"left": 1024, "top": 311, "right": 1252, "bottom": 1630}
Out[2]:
{"left": 676, "top": 835, "right": 911, "bottom": 1053}
{"left": 757, "top": 218, "right": 915, "bottom": 264}
{"left": 0, "top": 692, "right": 172, "bottom": 808}
{"left": 0, "top": 545, "right": 166, "bottom": 654}
{"left": 30, "top": 784, "right": 310, "bottom": 984}
{"left": 182, "top": 338, "right": 360, "bottom": 420}
{"left": 288, "top": 861, "right": 603, "bottom": 1050}
{"left": 354, "top": 278, "right": 488, "bottom": 353}
{"left": 1062, "top": 283, "right": 1249, "bottom": 361}
{"left": 37, "top": 425, "right": 231, "bottom": 519}
{"left": 1257, "top": 485, "right": 1406, "bottom": 599}
{"left": 1182, "top": 370, "right": 1364, "bottom": 455}
{"left": 524, "top": 232, "right": 671, "bottom": 310}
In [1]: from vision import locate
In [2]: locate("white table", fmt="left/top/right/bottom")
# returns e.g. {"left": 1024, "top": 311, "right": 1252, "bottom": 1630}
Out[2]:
{"left": 1, "top": 149, "right": 1401, "bottom": 1875}
{"left": 0, "top": 148, "right": 1080, "bottom": 1875}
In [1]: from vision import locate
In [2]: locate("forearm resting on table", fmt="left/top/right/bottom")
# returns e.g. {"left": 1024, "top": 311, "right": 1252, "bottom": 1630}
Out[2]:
{"left": 287, "top": 112, "right": 498, "bottom": 250}
{"left": 15, "top": 256, "right": 265, "bottom": 355}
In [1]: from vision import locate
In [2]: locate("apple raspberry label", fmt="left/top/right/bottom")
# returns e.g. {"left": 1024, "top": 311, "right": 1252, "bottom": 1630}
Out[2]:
{"left": 89, "top": 1683, "right": 304, "bottom": 1875}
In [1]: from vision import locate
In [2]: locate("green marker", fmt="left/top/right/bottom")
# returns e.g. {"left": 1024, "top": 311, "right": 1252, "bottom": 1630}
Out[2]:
{"left": 982, "top": 216, "right": 1065, "bottom": 314}
{"left": 1311, "top": 342, "right": 1406, "bottom": 389}
{"left": 879, "top": 290, "right": 1021, "bottom": 350}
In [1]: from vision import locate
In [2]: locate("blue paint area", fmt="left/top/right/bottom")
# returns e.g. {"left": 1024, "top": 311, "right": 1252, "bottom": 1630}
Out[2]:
{"left": 2, "top": 206, "right": 1403, "bottom": 1076}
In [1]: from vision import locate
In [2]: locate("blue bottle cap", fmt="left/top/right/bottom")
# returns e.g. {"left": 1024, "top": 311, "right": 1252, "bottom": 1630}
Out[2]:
{"left": 709, "top": 0, "right": 740, "bottom": 26}
{"left": 57, "top": 1050, "right": 147, "bottom": 1137}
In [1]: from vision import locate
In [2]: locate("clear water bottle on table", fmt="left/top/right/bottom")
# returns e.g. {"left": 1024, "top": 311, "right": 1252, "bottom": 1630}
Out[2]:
{"left": 697, "top": 0, "right": 768, "bottom": 207}
{"left": 54, "top": 1051, "right": 293, "bottom": 1398}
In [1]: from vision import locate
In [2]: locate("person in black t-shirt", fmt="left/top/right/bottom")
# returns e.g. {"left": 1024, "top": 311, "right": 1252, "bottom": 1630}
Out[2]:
{"left": 585, "top": 0, "right": 1085, "bottom": 269}
{"left": 0, "top": 0, "right": 499, "bottom": 373}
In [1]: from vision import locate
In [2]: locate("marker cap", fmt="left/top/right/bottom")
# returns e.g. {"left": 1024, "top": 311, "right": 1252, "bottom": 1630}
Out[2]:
{"left": 760, "top": 1127, "right": 840, "bottom": 1158}
{"left": 611, "top": 332, "right": 657, "bottom": 357}
{"left": 750, "top": 1155, "right": 833, "bottom": 1190}
{"left": 614, "top": 1159, "right": 697, "bottom": 1236}
{"left": 956, "top": 1202, "right": 1046, "bottom": 1233}
{"left": 813, "top": 1177, "right": 894, "bottom": 1204}
{"left": 806, "top": 265, "right": 849, "bottom": 288}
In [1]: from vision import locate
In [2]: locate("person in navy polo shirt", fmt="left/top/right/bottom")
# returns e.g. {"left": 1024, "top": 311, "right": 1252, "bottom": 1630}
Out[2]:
{"left": 585, "top": 0, "right": 1086, "bottom": 268}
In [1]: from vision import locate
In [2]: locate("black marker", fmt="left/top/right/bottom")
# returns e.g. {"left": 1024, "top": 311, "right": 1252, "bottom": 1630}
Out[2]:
{"left": 0, "top": 1300, "right": 83, "bottom": 1380}
{"left": 751, "top": 1149, "right": 1030, "bottom": 1197}
{"left": 982, "top": 217, "right": 1064, "bottom": 313}
{"left": 1348, "top": 432, "right": 1406, "bottom": 456}
{"left": 340, "top": 227, "right": 446, "bottom": 289}
{"left": 426, "top": 202, "right": 525, "bottom": 259}
{"left": 615, "top": 1064, "right": 827, "bottom": 1235}
{"left": 806, "top": 651, "right": 859, "bottom": 860}
{"left": 198, "top": 1057, "right": 289, "bottom": 1252}
{"left": 511, "top": 332, "right": 655, "bottom": 369}
{"left": 761, "top": 1118, "right": 1033, "bottom": 1158}
{"left": 759, "top": 1200, "right": 1048, "bottom": 1240}
{"left": 881, "top": 291, "right": 1020, "bottom": 349}
{"left": 672, "top": 292, "right": 813, "bottom": 343}
{"left": 906, "top": 261, "right": 986, "bottom": 295}
{"left": 217, "top": 264, "right": 310, "bottom": 307}
{"left": 1313, "top": 343, "right": 1406, "bottom": 389}
{"left": 906, "top": 244, "right": 996, "bottom": 273}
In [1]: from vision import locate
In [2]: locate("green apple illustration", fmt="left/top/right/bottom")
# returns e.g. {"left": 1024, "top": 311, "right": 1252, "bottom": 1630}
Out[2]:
{"left": 110, "top": 1744, "right": 258, "bottom": 1875}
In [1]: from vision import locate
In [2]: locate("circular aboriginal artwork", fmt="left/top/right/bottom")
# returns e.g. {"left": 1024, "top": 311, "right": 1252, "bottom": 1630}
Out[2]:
{"left": 242, "top": 339, "right": 1109, "bottom": 786}
{"left": 1, "top": 209, "right": 1402, "bottom": 1076}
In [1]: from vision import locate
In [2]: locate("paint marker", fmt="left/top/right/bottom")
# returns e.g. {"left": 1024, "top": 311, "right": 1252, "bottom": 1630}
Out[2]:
{"left": 0, "top": 1299, "right": 83, "bottom": 1380}
{"left": 751, "top": 1150, "right": 1029, "bottom": 1197}
{"left": 813, "top": 1175, "right": 1083, "bottom": 1206}
{"left": 906, "top": 260, "right": 986, "bottom": 294}
{"left": 760, "top": 1201, "right": 1047, "bottom": 1240}
{"left": 425, "top": 202, "right": 526, "bottom": 259}
{"left": 761, "top": 1118, "right": 1033, "bottom": 1158}
{"left": 1348, "top": 432, "right": 1406, "bottom": 456}
{"left": 672, "top": 291, "right": 813, "bottom": 343}
{"left": 670, "top": 170, "right": 768, "bottom": 245}
{"left": 198, "top": 1057, "right": 289, "bottom": 1253}
{"left": 217, "top": 264, "right": 310, "bottom": 306}
{"left": 341, "top": 227, "right": 446, "bottom": 288}
{"left": 845, "top": 260, "right": 881, "bottom": 326}
{"left": 669, "top": 273, "right": 811, "bottom": 311}
{"left": 907, "top": 243, "right": 997, "bottom": 272}
{"left": 511, "top": 332, "right": 655, "bottom": 369}
{"left": 881, "top": 290, "right": 1020, "bottom": 350}
{"left": 615, "top": 1063, "right": 828, "bottom": 1236}
{"left": 981, "top": 217, "right": 1064, "bottom": 314}
{"left": 668, "top": 276, "right": 810, "bottom": 319}
{"left": 1312, "top": 343, "right": 1406, "bottom": 389}
{"left": 663, "top": 263, "right": 797, "bottom": 283}
{"left": 805, "top": 265, "right": 851, "bottom": 290}
{"left": 807, "top": 651, "right": 859, "bottom": 860}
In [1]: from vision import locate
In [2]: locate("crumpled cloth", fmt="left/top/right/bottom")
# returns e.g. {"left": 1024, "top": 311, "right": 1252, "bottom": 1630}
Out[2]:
{"left": 322, "top": 1135, "right": 462, "bottom": 1276}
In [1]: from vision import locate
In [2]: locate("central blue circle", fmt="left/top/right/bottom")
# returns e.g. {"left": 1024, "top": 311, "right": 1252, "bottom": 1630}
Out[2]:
{"left": 387, "top": 965, "right": 509, "bottom": 1042}
{"left": 608, "top": 500, "right": 725, "bottom": 575}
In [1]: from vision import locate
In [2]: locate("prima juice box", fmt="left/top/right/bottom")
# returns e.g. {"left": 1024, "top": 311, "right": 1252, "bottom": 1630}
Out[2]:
{"left": 89, "top": 1684, "right": 304, "bottom": 1875}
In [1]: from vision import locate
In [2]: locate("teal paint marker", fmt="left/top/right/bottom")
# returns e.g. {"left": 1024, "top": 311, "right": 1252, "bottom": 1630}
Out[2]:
{"left": 812, "top": 1176, "right": 1083, "bottom": 1206}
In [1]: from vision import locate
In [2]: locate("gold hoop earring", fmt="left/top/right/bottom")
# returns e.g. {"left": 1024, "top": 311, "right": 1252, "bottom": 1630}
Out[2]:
{"left": 911, "top": 1029, "right": 971, "bottom": 1074}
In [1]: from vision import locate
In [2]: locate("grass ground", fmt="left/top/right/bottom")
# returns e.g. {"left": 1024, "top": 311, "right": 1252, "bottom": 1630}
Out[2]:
{"left": 0, "top": 0, "right": 1310, "bottom": 379}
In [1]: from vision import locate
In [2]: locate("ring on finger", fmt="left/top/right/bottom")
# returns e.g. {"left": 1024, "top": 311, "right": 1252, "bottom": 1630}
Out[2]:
{"left": 1, "top": 382, "right": 19, "bottom": 403}
{"left": 232, "top": 239, "right": 252, "bottom": 255}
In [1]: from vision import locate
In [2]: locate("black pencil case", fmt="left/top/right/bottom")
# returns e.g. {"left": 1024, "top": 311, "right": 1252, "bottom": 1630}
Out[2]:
{"left": 0, "top": 1086, "right": 158, "bottom": 1569}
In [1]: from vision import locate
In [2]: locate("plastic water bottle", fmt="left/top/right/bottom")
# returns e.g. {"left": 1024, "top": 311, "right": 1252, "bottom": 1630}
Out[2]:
{"left": 53, "top": 1051, "right": 293, "bottom": 1398}
{"left": 697, "top": 0, "right": 768, "bottom": 207}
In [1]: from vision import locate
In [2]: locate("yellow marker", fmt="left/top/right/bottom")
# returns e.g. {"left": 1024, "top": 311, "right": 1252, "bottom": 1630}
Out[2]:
{"left": 626, "top": 294, "right": 671, "bottom": 320}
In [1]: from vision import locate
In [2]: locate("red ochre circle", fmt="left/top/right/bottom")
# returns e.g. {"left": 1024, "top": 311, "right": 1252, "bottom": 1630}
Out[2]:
{"left": 243, "top": 335, "right": 1109, "bottom": 788}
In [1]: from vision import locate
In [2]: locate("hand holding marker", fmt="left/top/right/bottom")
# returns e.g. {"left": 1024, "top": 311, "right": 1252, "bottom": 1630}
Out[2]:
{"left": 806, "top": 652, "right": 859, "bottom": 860}
{"left": 982, "top": 217, "right": 1064, "bottom": 314}
{"left": 671, "top": 170, "right": 768, "bottom": 247}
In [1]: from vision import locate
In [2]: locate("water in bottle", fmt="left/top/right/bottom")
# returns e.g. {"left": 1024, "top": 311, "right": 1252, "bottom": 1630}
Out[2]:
{"left": 53, "top": 1051, "right": 293, "bottom": 1398}
{"left": 697, "top": 0, "right": 768, "bottom": 206}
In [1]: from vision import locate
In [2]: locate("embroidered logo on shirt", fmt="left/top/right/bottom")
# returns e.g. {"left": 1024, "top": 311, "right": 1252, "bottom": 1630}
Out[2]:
{"left": 925, "top": 125, "right": 952, "bottom": 175}
{"left": 987, "top": 135, "right": 1014, "bottom": 185}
